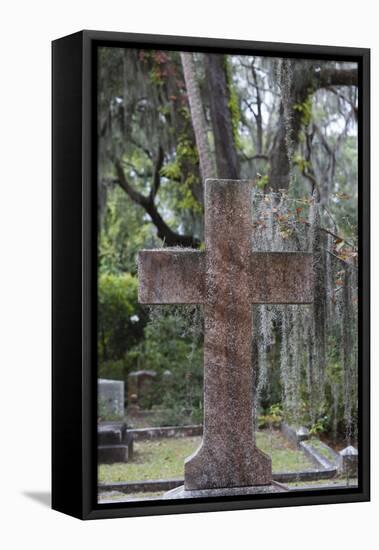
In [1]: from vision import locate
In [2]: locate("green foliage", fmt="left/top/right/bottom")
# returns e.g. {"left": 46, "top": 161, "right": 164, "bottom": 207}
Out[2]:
{"left": 294, "top": 96, "right": 313, "bottom": 127}
{"left": 160, "top": 136, "right": 203, "bottom": 218}
{"left": 175, "top": 138, "right": 203, "bottom": 214}
{"left": 160, "top": 160, "right": 181, "bottom": 181}
{"left": 176, "top": 136, "right": 199, "bottom": 164}
{"left": 269, "top": 403, "right": 283, "bottom": 417}
{"left": 99, "top": 186, "right": 157, "bottom": 275}
{"left": 256, "top": 174, "right": 269, "bottom": 190}
{"left": 225, "top": 57, "right": 242, "bottom": 150}
{"left": 98, "top": 273, "right": 147, "bottom": 364}
{"left": 126, "top": 309, "right": 203, "bottom": 416}
{"left": 309, "top": 416, "right": 329, "bottom": 436}
{"left": 98, "top": 398, "right": 123, "bottom": 421}
{"left": 177, "top": 174, "right": 203, "bottom": 215}
{"left": 293, "top": 153, "right": 310, "bottom": 174}
{"left": 258, "top": 403, "right": 283, "bottom": 429}
{"left": 98, "top": 359, "right": 126, "bottom": 381}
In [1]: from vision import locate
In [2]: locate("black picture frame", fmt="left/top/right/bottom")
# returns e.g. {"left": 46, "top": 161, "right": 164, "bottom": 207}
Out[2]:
{"left": 52, "top": 30, "right": 370, "bottom": 520}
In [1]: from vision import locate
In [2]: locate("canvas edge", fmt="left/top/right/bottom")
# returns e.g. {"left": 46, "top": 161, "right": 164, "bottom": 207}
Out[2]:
{"left": 52, "top": 30, "right": 370, "bottom": 521}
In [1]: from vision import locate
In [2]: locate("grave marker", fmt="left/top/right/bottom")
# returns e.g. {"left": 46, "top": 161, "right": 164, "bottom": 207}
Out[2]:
{"left": 138, "top": 179, "right": 314, "bottom": 496}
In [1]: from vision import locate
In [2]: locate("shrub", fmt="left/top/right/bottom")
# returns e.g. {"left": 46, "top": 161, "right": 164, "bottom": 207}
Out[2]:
{"left": 98, "top": 272, "right": 147, "bottom": 363}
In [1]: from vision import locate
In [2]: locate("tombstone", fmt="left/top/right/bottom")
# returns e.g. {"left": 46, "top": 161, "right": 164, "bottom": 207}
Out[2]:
{"left": 98, "top": 421, "right": 133, "bottom": 464}
{"left": 138, "top": 179, "right": 314, "bottom": 498}
{"left": 162, "top": 369, "right": 173, "bottom": 381}
{"left": 127, "top": 370, "right": 157, "bottom": 410}
{"left": 339, "top": 445, "right": 358, "bottom": 477}
{"left": 296, "top": 426, "right": 310, "bottom": 442}
{"left": 98, "top": 378, "right": 124, "bottom": 418}
{"left": 281, "top": 422, "right": 310, "bottom": 447}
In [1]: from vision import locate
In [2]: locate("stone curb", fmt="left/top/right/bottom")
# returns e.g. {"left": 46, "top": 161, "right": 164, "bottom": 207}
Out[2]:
{"left": 280, "top": 421, "right": 339, "bottom": 473}
{"left": 98, "top": 465, "right": 338, "bottom": 495}
{"left": 274, "top": 467, "right": 336, "bottom": 483}
{"left": 129, "top": 425, "right": 203, "bottom": 441}
{"left": 98, "top": 482, "right": 357, "bottom": 502}
{"left": 299, "top": 441, "right": 340, "bottom": 470}
{"left": 99, "top": 478, "right": 183, "bottom": 494}
{"left": 300, "top": 441, "right": 333, "bottom": 469}
{"left": 289, "top": 482, "right": 357, "bottom": 491}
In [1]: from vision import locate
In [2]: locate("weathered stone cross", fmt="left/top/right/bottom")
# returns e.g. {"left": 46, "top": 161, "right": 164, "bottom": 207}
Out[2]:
{"left": 138, "top": 179, "right": 313, "bottom": 493}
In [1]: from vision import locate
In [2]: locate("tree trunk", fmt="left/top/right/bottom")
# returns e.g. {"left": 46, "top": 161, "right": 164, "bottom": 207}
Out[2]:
{"left": 180, "top": 52, "right": 215, "bottom": 182}
{"left": 268, "top": 62, "right": 358, "bottom": 193}
{"left": 205, "top": 54, "right": 240, "bottom": 179}
{"left": 268, "top": 102, "right": 292, "bottom": 193}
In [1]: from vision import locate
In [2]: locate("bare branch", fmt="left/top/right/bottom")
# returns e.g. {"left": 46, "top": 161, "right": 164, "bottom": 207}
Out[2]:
{"left": 114, "top": 160, "right": 200, "bottom": 248}
{"left": 115, "top": 160, "right": 149, "bottom": 207}
{"left": 317, "top": 67, "right": 358, "bottom": 88}
{"left": 149, "top": 146, "right": 164, "bottom": 201}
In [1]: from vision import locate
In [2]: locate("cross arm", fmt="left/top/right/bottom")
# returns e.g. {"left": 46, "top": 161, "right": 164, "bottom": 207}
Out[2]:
{"left": 138, "top": 249, "right": 205, "bottom": 304}
{"left": 138, "top": 250, "right": 313, "bottom": 305}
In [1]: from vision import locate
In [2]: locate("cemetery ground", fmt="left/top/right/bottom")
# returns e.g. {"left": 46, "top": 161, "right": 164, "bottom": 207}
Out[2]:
{"left": 99, "top": 431, "right": 313, "bottom": 483}
{"left": 98, "top": 428, "right": 357, "bottom": 502}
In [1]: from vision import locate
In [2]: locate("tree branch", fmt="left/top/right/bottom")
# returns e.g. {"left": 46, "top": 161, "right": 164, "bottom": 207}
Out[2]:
{"left": 317, "top": 67, "right": 358, "bottom": 88}
{"left": 242, "top": 153, "right": 269, "bottom": 162}
{"left": 149, "top": 146, "right": 164, "bottom": 201}
{"left": 326, "top": 86, "right": 358, "bottom": 119}
{"left": 115, "top": 160, "right": 149, "bottom": 207}
{"left": 114, "top": 160, "right": 200, "bottom": 248}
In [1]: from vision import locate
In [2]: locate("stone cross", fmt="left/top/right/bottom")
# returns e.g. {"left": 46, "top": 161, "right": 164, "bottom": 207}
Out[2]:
{"left": 138, "top": 179, "right": 313, "bottom": 492}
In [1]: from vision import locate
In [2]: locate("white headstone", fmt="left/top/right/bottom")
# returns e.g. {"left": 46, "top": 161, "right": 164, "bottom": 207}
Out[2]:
{"left": 98, "top": 378, "right": 125, "bottom": 418}
{"left": 339, "top": 445, "right": 358, "bottom": 477}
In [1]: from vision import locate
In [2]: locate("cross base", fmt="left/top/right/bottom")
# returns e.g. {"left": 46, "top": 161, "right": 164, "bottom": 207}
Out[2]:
{"left": 185, "top": 443, "right": 272, "bottom": 490}
{"left": 163, "top": 481, "right": 288, "bottom": 499}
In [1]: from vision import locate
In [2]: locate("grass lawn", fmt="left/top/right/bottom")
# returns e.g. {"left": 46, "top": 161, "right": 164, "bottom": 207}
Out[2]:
{"left": 98, "top": 430, "right": 315, "bottom": 484}
{"left": 256, "top": 431, "right": 314, "bottom": 472}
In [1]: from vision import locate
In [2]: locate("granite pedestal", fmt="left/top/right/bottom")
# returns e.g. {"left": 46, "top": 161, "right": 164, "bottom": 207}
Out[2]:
{"left": 98, "top": 421, "right": 133, "bottom": 464}
{"left": 163, "top": 482, "right": 288, "bottom": 499}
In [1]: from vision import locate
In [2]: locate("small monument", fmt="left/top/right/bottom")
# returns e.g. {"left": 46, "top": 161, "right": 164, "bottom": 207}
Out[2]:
{"left": 138, "top": 179, "right": 314, "bottom": 497}
{"left": 339, "top": 445, "right": 358, "bottom": 477}
{"left": 127, "top": 370, "right": 157, "bottom": 410}
{"left": 98, "top": 378, "right": 124, "bottom": 418}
